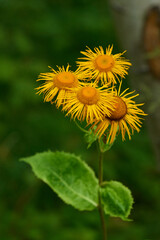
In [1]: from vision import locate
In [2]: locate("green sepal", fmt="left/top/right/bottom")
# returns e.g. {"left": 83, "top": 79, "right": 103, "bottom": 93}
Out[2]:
{"left": 20, "top": 151, "right": 99, "bottom": 211}
{"left": 98, "top": 138, "right": 114, "bottom": 153}
{"left": 84, "top": 129, "right": 98, "bottom": 149}
{"left": 100, "top": 181, "right": 134, "bottom": 221}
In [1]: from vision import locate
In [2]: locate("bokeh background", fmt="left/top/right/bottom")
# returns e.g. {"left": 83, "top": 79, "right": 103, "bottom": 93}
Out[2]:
{"left": 0, "top": 0, "right": 160, "bottom": 240}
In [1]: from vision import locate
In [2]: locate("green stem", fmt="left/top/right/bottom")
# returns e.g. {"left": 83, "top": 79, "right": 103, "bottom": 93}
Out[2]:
{"left": 98, "top": 151, "right": 107, "bottom": 240}
{"left": 74, "top": 120, "right": 88, "bottom": 133}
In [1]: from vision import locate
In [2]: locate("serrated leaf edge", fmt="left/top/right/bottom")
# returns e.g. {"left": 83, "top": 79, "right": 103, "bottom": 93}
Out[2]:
{"left": 21, "top": 151, "right": 98, "bottom": 210}
{"left": 100, "top": 180, "right": 134, "bottom": 220}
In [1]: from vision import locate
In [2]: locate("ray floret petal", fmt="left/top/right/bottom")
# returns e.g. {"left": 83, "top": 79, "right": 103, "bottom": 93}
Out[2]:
{"left": 36, "top": 65, "right": 86, "bottom": 107}
{"left": 77, "top": 45, "right": 131, "bottom": 85}
{"left": 91, "top": 83, "right": 147, "bottom": 144}
{"left": 62, "top": 82, "right": 116, "bottom": 123}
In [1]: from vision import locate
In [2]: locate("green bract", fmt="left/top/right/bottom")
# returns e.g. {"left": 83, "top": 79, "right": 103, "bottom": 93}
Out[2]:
{"left": 84, "top": 129, "right": 98, "bottom": 149}
{"left": 98, "top": 138, "right": 114, "bottom": 153}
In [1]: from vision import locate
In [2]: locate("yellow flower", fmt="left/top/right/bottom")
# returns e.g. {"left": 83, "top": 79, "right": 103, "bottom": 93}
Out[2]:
{"left": 91, "top": 83, "right": 147, "bottom": 144}
{"left": 36, "top": 65, "right": 85, "bottom": 107}
{"left": 77, "top": 45, "right": 131, "bottom": 85}
{"left": 62, "top": 83, "right": 116, "bottom": 123}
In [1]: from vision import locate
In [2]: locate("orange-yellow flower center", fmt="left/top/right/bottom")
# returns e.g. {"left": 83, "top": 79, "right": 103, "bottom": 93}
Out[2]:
{"left": 108, "top": 96, "right": 127, "bottom": 120}
{"left": 54, "top": 72, "right": 78, "bottom": 88}
{"left": 95, "top": 55, "right": 114, "bottom": 72}
{"left": 77, "top": 86, "right": 100, "bottom": 105}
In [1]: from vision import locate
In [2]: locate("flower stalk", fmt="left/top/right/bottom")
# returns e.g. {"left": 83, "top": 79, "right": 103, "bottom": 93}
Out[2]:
{"left": 98, "top": 150, "right": 107, "bottom": 240}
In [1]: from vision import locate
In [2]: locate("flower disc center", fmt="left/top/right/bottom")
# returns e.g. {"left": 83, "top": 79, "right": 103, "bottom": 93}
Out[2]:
{"left": 108, "top": 96, "right": 127, "bottom": 120}
{"left": 95, "top": 55, "right": 114, "bottom": 72}
{"left": 77, "top": 86, "right": 99, "bottom": 105}
{"left": 55, "top": 72, "right": 78, "bottom": 88}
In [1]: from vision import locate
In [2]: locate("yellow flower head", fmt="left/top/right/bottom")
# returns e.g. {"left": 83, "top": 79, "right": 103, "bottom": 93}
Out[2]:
{"left": 92, "top": 83, "right": 147, "bottom": 144}
{"left": 36, "top": 65, "right": 85, "bottom": 107}
{"left": 62, "top": 83, "right": 116, "bottom": 123}
{"left": 77, "top": 45, "right": 131, "bottom": 85}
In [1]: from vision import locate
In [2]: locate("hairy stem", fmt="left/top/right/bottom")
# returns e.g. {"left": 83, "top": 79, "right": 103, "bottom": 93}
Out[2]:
{"left": 98, "top": 151, "right": 107, "bottom": 240}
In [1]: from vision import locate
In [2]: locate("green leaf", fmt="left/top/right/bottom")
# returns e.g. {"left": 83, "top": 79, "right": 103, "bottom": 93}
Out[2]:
{"left": 21, "top": 151, "right": 98, "bottom": 211}
{"left": 84, "top": 129, "right": 98, "bottom": 148}
{"left": 100, "top": 181, "right": 133, "bottom": 220}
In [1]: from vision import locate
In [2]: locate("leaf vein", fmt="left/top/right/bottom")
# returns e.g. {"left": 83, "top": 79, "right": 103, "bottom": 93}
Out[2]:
{"left": 42, "top": 167, "right": 97, "bottom": 207}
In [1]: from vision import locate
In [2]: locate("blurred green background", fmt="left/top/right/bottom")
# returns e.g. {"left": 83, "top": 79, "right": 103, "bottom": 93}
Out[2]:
{"left": 0, "top": 0, "right": 159, "bottom": 239}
